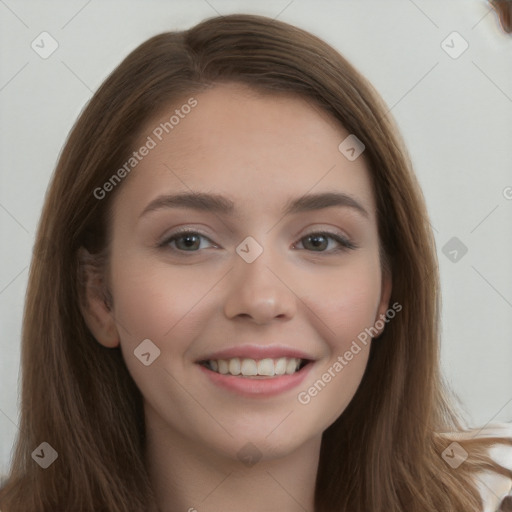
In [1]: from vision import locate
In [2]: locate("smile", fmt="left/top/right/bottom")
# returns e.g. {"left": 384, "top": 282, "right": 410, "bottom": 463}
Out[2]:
{"left": 199, "top": 357, "right": 309, "bottom": 377}
{"left": 197, "top": 357, "right": 314, "bottom": 397}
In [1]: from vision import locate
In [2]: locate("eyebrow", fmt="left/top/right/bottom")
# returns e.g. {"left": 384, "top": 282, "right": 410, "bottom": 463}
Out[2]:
{"left": 139, "top": 191, "right": 369, "bottom": 219}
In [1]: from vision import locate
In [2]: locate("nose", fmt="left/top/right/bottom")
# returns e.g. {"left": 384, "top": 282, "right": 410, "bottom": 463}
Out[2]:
{"left": 223, "top": 251, "right": 296, "bottom": 325}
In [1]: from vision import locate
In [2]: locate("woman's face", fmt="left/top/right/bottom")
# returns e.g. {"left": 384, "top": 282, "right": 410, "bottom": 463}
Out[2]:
{"left": 97, "top": 82, "right": 391, "bottom": 462}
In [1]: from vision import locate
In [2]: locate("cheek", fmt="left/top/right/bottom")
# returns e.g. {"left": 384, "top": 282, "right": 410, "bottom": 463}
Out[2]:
{"left": 294, "top": 256, "right": 381, "bottom": 420}
{"left": 109, "top": 254, "right": 216, "bottom": 350}
{"left": 307, "top": 254, "right": 383, "bottom": 344}
{"left": 295, "top": 270, "right": 378, "bottom": 429}
{"left": 108, "top": 254, "right": 220, "bottom": 412}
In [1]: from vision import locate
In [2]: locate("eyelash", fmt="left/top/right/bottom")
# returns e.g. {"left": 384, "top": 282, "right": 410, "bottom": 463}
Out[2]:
{"left": 157, "top": 229, "right": 358, "bottom": 255}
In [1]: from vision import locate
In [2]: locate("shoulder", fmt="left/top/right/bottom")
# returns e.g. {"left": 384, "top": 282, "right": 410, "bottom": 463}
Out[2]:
{"left": 475, "top": 422, "right": 512, "bottom": 512}
{"left": 446, "top": 422, "right": 512, "bottom": 512}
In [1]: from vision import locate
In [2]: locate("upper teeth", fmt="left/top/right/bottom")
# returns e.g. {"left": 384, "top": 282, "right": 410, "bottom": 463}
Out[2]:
{"left": 207, "top": 357, "right": 303, "bottom": 376}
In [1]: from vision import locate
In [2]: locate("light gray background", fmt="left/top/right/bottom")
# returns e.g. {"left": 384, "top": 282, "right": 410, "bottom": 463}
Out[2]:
{"left": 1, "top": 0, "right": 511, "bottom": 475}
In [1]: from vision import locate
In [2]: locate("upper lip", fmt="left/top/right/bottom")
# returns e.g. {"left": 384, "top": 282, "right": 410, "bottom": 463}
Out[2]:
{"left": 196, "top": 344, "right": 316, "bottom": 362}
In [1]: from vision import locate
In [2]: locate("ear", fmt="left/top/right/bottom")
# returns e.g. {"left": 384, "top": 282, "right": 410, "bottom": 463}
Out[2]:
{"left": 373, "top": 268, "right": 392, "bottom": 338}
{"left": 78, "top": 246, "right": 119, "bottom": 348}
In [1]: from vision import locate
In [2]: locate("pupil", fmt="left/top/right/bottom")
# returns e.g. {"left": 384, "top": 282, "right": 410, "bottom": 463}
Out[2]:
{"left": 308, "top": 235, "right": 326, "bottom": 250}
{"left": 181, "top": 235, "right": 198, "bottom": 249}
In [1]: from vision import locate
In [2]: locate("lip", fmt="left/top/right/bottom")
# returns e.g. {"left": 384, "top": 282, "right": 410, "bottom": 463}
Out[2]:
{"left": 197, "top": 360, "right": 315, "bottom": 398}
{"left": 195, "top": 344, "right": 316, "bottom": 363}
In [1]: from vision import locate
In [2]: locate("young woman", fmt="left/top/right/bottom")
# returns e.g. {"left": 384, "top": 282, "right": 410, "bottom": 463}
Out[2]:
{"left": 1, "top": 13, "right": 511, "bottom": 512}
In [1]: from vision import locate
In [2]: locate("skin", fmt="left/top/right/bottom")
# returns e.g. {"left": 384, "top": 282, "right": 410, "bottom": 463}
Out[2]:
{"left": 82, "top": 82, "right": 391, "bottom": 512}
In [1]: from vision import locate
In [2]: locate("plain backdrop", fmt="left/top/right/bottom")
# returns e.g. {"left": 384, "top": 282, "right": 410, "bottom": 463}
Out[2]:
{"left": 1, "top": 0, "right": 511, "bottom": 475}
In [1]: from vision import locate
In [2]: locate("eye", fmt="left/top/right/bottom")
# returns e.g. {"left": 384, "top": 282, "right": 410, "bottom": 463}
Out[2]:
{"left": 159, "top": 230, "right": 217, "bottom": 252}
{"left": 158, "top": 229, "right": 357, "bottom": 254}
{"left": 294, "top": 231, "right": 357, "bottom": 253}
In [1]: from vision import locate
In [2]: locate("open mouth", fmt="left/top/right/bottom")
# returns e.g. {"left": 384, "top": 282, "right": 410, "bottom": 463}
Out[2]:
{"left": 197, "top": 357, "right": 312, "bottom": 378}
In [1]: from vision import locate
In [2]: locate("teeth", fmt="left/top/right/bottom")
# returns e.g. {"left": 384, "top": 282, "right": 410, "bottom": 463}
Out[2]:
{"left": 257, "top": 358, "right": 275, "bottom": 376}
{"left": 240, "top": 359, "right": 258, "bottom": 375}
{"left": 286, "top": 358, "right": 298, "bottom": 375}
{"left": 206, "top": 357, "right": 304, "bottom": 377}
{"left": 229, "top": 358, "right": 241, "bottom": 375}
{"left": 218, "top": 359, "right": 229, "bottom": 374}
{"left": 274, "top": 357, "right": 287, "bottom": 375}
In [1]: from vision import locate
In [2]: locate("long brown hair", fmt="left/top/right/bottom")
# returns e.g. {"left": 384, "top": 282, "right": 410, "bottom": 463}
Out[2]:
{"left": 1, "top": 13, "right": 510, "bottom": 512}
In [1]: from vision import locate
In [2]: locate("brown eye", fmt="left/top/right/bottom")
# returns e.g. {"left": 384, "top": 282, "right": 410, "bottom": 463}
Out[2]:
{"left": 159, "top": 231, "right": 215, "bottom": 252}
{"left": 174, "top": 233, "right": 202, "bottom": 251}
{"left": 303, "top": 234, "right": 329, "bottom": 251}
{"left": 295, "top": 231, "right": 357, "bottom": 253}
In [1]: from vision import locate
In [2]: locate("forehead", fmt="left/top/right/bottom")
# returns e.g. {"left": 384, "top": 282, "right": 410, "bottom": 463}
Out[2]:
{"left": 111, "top": 82, "right": 376, "bottom": 222}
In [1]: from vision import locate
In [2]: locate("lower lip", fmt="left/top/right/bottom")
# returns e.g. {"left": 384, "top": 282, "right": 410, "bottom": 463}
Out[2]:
{"left": 197, "top": 362, "right": 314, "bottom": 398}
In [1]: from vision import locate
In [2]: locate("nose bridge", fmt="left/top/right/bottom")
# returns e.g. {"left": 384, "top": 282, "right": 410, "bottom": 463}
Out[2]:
{"left": 223, "top": 239, "right": 296, "bottom": 323}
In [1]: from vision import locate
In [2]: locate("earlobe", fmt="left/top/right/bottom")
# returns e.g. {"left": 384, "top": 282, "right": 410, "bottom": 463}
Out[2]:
{"left": 78, "top": 247, "right": 120, "bottom": 348}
